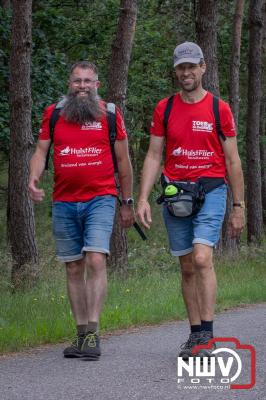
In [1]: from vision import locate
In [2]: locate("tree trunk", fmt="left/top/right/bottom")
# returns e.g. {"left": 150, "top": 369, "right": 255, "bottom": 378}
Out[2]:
{"left": 229, "top": 0, "right": 245, "bottom": 125}
{"left": 8, "top": 0, "right": 39, "bottom": 289}
{"left": 261, "top": 98, "right": 266, "bottom": 226}
{"left": 0, "top": 0, "right": 10, "bottom": 8}
{"left": 106, "top": 0, "right": 137, "bottom": 111}
{"left": 106, "top": 0, "right": 137, "bottom": 272}
{"left": 195, "top": 0, "right": 220, "bottom": 96}
{"left": 261, "top": 0, "right": 266, "bottom": 225}
{"left": 221, "top": 0, "right": 245, "bottom": 257}
{"left": 246, "top": 0, "right": 264, "bottom": 243}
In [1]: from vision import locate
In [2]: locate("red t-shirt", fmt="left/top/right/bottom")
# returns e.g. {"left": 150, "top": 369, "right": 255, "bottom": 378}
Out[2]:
{"left": 150, "top": 92, "right": 236, "bottom": 181}
{"left": 38, "top": 102, "right": 127, "bottom": 201}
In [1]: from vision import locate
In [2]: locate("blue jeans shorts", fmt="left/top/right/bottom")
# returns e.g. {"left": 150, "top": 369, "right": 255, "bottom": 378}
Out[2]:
{"left": 52, "top": 195, "right": 116, "bottom": 262}
{"left": 162, "top": 184, "right": 227, "bottom": 256}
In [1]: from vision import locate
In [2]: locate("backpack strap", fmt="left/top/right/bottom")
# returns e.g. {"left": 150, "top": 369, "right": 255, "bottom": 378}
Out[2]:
{"left": 212, "top": 95, "right": 226, "bottom": 141}
{"left": 163, "top": 95, "right": 175, "bottom": 131}
{"left": 106, "top": 102, "right": 118, "bottom": 173}
{"left": 45, "top": 98, "right": 66, "bottom": 170}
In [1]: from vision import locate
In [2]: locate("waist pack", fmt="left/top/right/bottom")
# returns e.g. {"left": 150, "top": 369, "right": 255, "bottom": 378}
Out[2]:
{"left": 157, "top": 179, "right": 206, "bottom": 218}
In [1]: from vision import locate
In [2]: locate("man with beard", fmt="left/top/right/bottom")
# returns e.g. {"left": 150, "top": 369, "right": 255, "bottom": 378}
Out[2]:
{"left": 137, "top": 42, "right": 245, "bottom": 360}
{"left": 29, "top": 61, "right": 134, "bottom": 360}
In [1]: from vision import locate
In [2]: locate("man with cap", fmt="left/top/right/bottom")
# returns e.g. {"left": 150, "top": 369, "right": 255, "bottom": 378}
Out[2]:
{"left": 137, "top": 42, "right": 245, "bottom": 359}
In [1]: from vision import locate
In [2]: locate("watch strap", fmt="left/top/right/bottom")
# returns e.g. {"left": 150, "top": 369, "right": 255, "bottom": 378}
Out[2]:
{"left": 233, "top": 201, "right": 245, "bottom": 209}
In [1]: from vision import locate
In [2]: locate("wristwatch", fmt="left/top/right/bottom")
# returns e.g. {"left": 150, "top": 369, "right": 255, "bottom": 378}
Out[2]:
{"left": 233, "top": 201, "right": 245, "bottom": 209}
{"left": 122, "top": 198, "right": 134, "bottom": 206}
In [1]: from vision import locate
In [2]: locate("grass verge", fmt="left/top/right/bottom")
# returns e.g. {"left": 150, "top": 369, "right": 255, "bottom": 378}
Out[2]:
{"left": 0, "top": 247, "right": 265, "bottom": 354}
{"left": 0, "top": 168, "right": 266, "bottom": 353}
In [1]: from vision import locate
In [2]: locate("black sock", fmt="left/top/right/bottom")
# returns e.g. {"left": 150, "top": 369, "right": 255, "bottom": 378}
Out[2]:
{"left": 77, "top": 324, "right": 88, "bottom": 335}
{"left": 87, "top": 321, "right": 98, "bottom": 333}
{"left": 201, "top": 320, "right": 213, "bottom": 334}
{"left": 191, "top": 324, "right": 201, "bottom": 333}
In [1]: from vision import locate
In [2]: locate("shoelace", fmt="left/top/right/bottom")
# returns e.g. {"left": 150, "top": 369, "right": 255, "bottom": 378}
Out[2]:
{"left": 199, "top": 331, "right": 212, "bottom": 343}
{"left": 83, "top": 333, "right": 97, "bottom": 348}
{"left": 70, "top": 334, "right": 84, "bottom": 348}
{"left": 180, "top": 333, "right": 200, "bottom": 349}
{"left": 199, "top": 331, "right": 216, "bottom": 349}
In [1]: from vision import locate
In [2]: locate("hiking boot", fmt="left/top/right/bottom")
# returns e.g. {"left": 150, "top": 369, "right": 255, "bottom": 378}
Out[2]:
{"left": 81, "top": 332, "right": 101, "bottom": 360}
{"left": 196, "top": 330, "right": 216, "bottom": 358}
{"left": 63, "top": 334, "right": 85, "bottom": 358}
{"left": 178, "top": 332, "right": 201, "bottom": 360}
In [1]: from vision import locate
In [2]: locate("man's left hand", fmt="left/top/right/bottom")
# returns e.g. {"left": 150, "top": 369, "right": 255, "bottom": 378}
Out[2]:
{"left": 120, "top": 204, "right": 135, "bottom": 228}
{"left": 228, "top": 207, "right": 245, "bottom": 237}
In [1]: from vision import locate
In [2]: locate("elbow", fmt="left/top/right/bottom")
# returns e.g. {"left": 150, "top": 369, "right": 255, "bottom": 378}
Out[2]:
{"left": 225, "top": 155, "right": 242, "bottom": 171}
{"left": 117, "top": 158, "right": 132, "bottom": 176}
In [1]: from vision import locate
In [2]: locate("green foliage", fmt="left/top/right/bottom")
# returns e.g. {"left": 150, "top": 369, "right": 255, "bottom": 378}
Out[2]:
{"left": 31, "top": 49, "right": 68, "bottom": 138}
{"left": 0, "top": 0, "right": 253, "bottom": 164}
{"left": 0, "top": 0, "right": 120, "bottom": 148}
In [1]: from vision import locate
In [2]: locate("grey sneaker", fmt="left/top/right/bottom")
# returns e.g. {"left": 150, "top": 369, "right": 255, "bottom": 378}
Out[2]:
{"left": 63, "top": 334, "right": 85, "bottom": 358}
{"left": 196, "top": 330, "right": 216, "bottom": 358}
{"left": 178, "top": 332, "right": 201, "bottom": 360}
{"left": 81, "top": 332, "right": 101, "bottom": 360}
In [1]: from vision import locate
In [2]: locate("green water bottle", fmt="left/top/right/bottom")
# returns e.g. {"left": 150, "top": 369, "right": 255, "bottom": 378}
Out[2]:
{"left": 164, "top": 184, "right": 178, "bottom": 197}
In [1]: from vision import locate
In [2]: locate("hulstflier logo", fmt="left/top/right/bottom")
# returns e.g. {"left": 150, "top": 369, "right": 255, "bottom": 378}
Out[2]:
{"left": 60, "top": 146, "right": 71, "bottom": 155}
{"left": 59, "top": 146, "right": 102, "bottom": 157}
{"left": 172, "top": 147, "right": 214, "bottom": 159}
{"left": 172, "top": 147, "right": 182, "bottom": 156}
{"left": 177, "top": 337, "right": 256, "bottom": 391}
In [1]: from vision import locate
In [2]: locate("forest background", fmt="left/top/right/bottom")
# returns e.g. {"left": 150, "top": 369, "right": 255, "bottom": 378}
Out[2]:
{"left": 0, "top": 0, "right": 265, "bottom": 353}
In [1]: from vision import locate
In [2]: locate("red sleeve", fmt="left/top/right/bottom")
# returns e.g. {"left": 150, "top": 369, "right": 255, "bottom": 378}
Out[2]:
{"left": 150, "top": 98, "right": 168, "bottom": 137}
{"left": 38, "top": 104, "right": 56, "bottom": 140}
{"left": 219, "top": 100, "right": 237, "bottom": 137}
{"left": 115, "top": 107, "right": 127, "bottom": 140}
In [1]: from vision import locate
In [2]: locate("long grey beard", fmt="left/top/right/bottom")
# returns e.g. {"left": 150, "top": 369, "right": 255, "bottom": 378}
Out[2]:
{"left": 62, "top": 91, "right": 105, "bottom": 124}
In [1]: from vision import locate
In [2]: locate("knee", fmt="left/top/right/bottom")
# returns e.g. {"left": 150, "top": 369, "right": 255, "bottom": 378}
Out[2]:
{"left": 193, "top": 252, "right": 212, "bottom": 271}
{"left": 65, "top": 260, "right": 85, "bottom": 280}
{"left": 86, "top": 253, "right": 106, "bottom": 274}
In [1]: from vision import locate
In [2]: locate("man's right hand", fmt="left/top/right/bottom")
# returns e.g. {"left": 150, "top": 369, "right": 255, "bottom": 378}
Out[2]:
{"left": 136, "top": 199, "right": 152, "bottom": 229}
{"left": 28, "top": 177, "right": 45, "bottom": 202}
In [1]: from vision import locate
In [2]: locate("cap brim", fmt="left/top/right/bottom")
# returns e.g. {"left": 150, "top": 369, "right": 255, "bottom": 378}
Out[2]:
{"left": 174, "top": 57, "right": 201, "bottom": 67}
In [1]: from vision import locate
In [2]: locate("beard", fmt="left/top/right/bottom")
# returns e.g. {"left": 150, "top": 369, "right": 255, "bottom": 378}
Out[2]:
{"left": 62, "top": 89, "right": 106, "bottom": 125}
{"left": 178, "top": 78, "right": 201, "bottom": 93}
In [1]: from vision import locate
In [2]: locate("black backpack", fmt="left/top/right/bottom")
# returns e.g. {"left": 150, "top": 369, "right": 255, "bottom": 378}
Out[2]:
{"left": 45, "top": 100, "right": 117, "bottom": 171}
{"left": 163, "top": 94, "right": 226, "bottom": 141}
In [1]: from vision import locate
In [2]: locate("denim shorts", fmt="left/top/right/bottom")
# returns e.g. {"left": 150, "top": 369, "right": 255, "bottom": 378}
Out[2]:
{"left": 162, "top": 184, "right": 227, "bottom": 256}
{"left": 52, "top": 195, "right": 116, "bottom": 262}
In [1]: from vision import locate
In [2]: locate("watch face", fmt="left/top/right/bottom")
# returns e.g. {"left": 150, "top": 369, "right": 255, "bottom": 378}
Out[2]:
{"left": 123, "top": 198, "right": 134, "bottom": 205}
